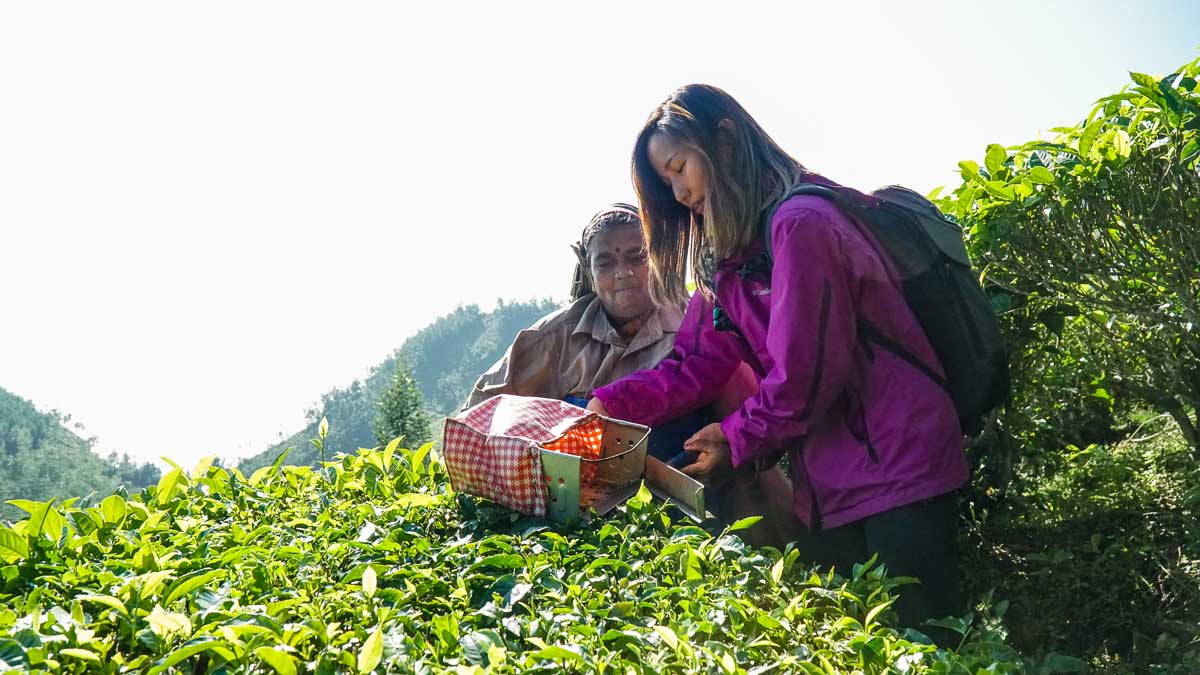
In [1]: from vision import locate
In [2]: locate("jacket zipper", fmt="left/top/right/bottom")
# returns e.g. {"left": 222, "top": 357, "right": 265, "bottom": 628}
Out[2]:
{"left": 794, "top": 441, "right": 823, "bottom": 531}
{"left": 848, "top": 387, "right": 881, "bottom": 464}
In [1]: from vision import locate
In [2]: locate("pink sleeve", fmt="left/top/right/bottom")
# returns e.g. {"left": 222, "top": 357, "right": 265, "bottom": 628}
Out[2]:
{"left": 593, "top": 290, "right": 743, "bottom": 427}
{"left": 720, "top": 207, "right": 859, "bottom": 467}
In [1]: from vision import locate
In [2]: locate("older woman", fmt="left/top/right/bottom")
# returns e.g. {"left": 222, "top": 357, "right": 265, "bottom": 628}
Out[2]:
{"left": 465, "top": 203, "right": 689, "bottom": 414}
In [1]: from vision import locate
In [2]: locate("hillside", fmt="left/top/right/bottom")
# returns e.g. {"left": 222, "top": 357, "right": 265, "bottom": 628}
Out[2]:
{"left": 238, "top": 298, "right": 560, "bottom": 473}
{"left": 0, "top": 387, "right": 160, "bottom": 522}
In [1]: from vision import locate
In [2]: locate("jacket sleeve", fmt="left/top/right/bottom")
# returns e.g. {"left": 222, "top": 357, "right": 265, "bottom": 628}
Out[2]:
{"left": 462, "top": 327, "right": 561, "bottom": 410}
{"left": 592, "top": 290, "right": 743, "bottom": 427}
{"left": 720, "top": 207, "right": 859, "bottom": 467}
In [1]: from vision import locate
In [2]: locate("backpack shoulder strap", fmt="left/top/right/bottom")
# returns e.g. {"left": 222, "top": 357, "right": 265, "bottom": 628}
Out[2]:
{"left": 760, "top": 183, "right": 851, "bottom": 268}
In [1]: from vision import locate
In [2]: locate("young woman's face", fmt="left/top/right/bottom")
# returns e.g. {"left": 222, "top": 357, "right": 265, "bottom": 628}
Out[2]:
{"left": 589, "top": 224, "right": 654, "bottom": 325}
{"left": 647, "top": 131, "right": 710, "bottom": 216}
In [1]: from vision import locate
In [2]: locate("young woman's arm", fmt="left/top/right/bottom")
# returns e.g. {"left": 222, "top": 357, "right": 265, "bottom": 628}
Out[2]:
{"left": 720, "top": 204, "right": 860, "bottom": 467}
{"left": 591, "top": 290, "right": 743, "bottom": 427}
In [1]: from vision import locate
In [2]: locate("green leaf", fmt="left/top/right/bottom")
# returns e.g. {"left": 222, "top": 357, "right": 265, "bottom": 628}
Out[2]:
{"left": 1038, "top": 652, "right": 1089, "bottom": 673}
{"left": 460, "top": 630, "right": 502, "bottom": 666}
{"left": 133, "top": 569, "right": 176, "bottom": 598}
{"left": 358, "top": 626, "right": 384, "bottom": 673}
{"left": 100, "top": 494, "right": 127, "bottom": 526}
{"left": 864, "top": 599, "right": 894, "bottom": 628}
{"left": 384, "top": 436, "right": 403, "bottom": 455}
{"left": 1112, "top": 129, "right": 1131, "bottom": 158}
{"left": 4, "top": 499, "right": 41, "bottom": 517}
{"left": 0, "top": 639, "right": 28, "bottom": 669}
{"left": 1078, "top": 119, "right": 1105, "bottom": 157}
{"left": 156, "top": 468, "right": 185, "bottom": 505}
{"left": 164, "top": 569, "right": 227, "bottom": 607}
{"left": 1027, "top": 166, "right": 1056, "bottom": 185}
{"left": 270, "top": 447, "right": 293, "bottom": 476}
{"left": 394, "top": 493, "right": 437, "bottom": 509}
{"left": 770, "top": 556, "right": 785, "bottom": 584}
{"left": 982, "top": 181, "right": 1015, "bottom": 201}
{"left": 0, "top": 527, "right": 29, "bottom": 562}
{"left": 923, "top": 616, "right": 971, "bottom": 636}
{"left": 469, "top": 554, "right": 524, "bottom": 572}
{"left": 685, "top": 547, "right": 702, "bottom": 581}
{"left": 256, "top": 647, "right": 297, "bottom": 675}
{"left": 531, "top": 645, "right": 585, "bottom": 664}
{"left": 1183, "top": 139, "right": 1200, "bottom": 166}
{"left": 319, "top": 416, "right": 330, "bottom": 440}
{"left": 1129, "top": 71, "right": 1159, "bottom": 90}
{"left": 956, "top": 185, "right": 978, "bottom": 221}
{"left": 76, "top": 594, "right": 129, "bottom": 616}
{"left": 653, "top": 625, "right": 679, "bottom": 649}
{"left": 59, "top": 648, "right": 101, "bottom": 663}
{"left": 627, "top": 480, "right": 653, "bottom": 510}
{"left": 147, "top": 605, "right": 193, "bottom": 636}
{"left": 147, "top": 639, "right": 229, "bottom": 675}
{"left": 757, "top": 613, "right": 782, "bottom": 630}
{"left": 191, "top": 455, "right": 217, "bottom": 478}
{"left": 958, "top": 159, "right": 981, "bottom": 182}
{"left": 724, "top": 516, "right": 762, "bottom": 534}
{"left": 985, "top": 144, "right": 1007, "bottom": 176}
{"left": 21, "top": 498, "right": 60, "bottom": 542}
{"left": 362, "top": 566, "right": 377, "bottom": 598}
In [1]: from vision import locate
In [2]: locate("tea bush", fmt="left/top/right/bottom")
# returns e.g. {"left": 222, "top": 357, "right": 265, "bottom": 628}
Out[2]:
{"left": 1, "top": 432, "right": 1024, "bottom": 673}
{"left": 937, "top": 57, "right": 1200, "bottom": 465}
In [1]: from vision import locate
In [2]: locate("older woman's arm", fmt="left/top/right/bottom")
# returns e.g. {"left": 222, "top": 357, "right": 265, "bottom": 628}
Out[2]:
{"left": 462, "top": 326, "right": 562, "bottom": 410}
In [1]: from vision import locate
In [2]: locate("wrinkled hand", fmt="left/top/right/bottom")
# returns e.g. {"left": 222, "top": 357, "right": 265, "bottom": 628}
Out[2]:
{"left": 681, "top": 423, "right": 735, "bottom": 486}
{"left": 586, "top": 397, "right": 609, "bottom": 417}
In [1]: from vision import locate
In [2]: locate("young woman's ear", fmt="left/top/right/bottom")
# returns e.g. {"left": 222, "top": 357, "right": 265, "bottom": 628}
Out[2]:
{"left": 715, "top": 118, "right": 737, "bottom": 160}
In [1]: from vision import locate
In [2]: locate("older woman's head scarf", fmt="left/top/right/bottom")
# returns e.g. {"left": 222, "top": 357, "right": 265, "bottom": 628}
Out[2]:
{"left": 569, "top": 203, "right": 642, "bottom": 302}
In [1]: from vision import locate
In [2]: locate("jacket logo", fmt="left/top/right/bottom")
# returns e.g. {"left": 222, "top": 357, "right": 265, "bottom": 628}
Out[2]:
{"left": 752, "top": 288, "right": 772, "bottom": 296}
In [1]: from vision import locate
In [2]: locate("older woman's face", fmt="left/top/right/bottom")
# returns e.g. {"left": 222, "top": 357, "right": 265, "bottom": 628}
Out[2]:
{"left": 589, "top": 224, "right": 654, "bottom": 325}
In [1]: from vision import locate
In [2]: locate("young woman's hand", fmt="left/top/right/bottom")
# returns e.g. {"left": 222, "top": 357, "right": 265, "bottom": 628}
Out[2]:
{"left": 681, "top": 422, "right": 735, "bottom": 485}
{"left": 586, "top": 398, "right": 609, "bottom": 417}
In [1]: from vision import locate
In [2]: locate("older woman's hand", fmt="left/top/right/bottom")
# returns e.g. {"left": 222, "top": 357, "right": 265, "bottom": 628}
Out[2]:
{"left": 681, "top": 423, "right": 735, "bottom": 486}
{"left": 586, "top": 397, "right": 610, "bottom": 417}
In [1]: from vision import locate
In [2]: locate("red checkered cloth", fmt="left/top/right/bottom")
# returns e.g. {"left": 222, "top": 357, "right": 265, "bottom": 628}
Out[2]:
{"left": 443, "top": 395, "right": 604, "bottom": 516}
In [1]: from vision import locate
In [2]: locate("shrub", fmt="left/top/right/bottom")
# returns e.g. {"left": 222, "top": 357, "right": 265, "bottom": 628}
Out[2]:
{"left": 1, "top": 432, "right": 1024, "bottom": 673}
{"left": 938, "top": 57, "right": 1200, "bottom": 462}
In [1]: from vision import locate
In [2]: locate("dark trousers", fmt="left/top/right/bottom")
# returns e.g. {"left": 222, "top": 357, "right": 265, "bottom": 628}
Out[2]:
{"left": 792, "top": 492, "right": 964, "bottom": 638}
{"left": 645, "top": 410, "right": 707, "bottom": 462}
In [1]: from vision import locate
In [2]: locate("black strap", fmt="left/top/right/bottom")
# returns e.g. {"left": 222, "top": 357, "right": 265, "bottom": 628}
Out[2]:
{"left": 760, "top": 183, "right": 852, "bottom": 268}
{"left": 857, "top": 319, "right": 948, "bottom": 392}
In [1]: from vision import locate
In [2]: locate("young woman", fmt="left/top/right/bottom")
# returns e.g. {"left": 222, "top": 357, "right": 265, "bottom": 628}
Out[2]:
{"left": 587, "top": 85, "right": 969, "bottom": 627}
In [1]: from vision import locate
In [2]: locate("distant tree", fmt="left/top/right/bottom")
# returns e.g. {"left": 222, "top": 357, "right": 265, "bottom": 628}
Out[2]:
{"left": 373, "top": 361, "right": 432, "bottom": 448}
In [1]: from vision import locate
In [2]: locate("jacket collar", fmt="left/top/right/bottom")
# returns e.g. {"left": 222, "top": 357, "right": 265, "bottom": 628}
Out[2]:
{"left": 573, "top": 295, "right": 683, "bottom": 353}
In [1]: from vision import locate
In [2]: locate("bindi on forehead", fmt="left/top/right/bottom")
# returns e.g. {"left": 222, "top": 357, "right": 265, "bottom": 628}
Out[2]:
{"left": 591, "top": 227, "right": 644, "bottom": 256}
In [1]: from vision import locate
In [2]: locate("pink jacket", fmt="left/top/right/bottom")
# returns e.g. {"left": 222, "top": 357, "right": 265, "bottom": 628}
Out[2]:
{"left": 594, "top": 186, "right": 968, "bottom": 529}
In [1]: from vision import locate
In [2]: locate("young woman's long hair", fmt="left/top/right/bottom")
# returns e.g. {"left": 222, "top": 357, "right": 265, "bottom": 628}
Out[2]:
{"left": 568, "top": 203, "right": 642, "bottom": 302}
{"left": 632, "top": 84, "right": 808, "bottom": 306}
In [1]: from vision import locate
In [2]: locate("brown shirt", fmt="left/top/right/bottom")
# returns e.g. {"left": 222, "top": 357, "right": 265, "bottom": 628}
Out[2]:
{"left": 463, "top": 295, "right": 685, "bottom": 410}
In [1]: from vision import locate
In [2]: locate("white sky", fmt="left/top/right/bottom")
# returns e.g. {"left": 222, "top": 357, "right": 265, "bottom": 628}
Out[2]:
{"left": 1, "top": 1, "right": 1197, "bottom": 469}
